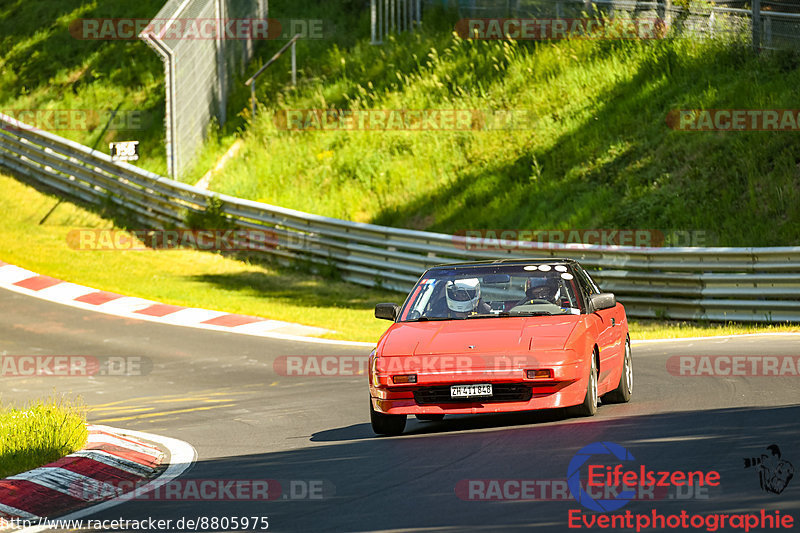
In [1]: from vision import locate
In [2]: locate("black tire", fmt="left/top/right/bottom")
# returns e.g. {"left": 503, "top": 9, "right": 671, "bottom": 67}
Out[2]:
{"left": 370, "top": 398, "right": 406, "bottom": 436}
{"left": 603, "top": 338, "right": 633, "bottom": 404}
{"left": 415, "top": 414, "right": 445, "bottom": 422}
{"left": 567, "top": 351, "right": 598, "bottom": 417}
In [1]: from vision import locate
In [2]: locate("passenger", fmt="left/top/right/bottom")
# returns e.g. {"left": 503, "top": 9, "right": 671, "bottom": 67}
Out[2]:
{"left": 518, "top": 277, "right": 560, "bottom": 306}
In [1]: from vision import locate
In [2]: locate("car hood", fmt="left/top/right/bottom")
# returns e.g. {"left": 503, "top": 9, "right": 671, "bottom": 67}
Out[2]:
{"left": 378, "top": 315, "right": 582, "bottom": 357}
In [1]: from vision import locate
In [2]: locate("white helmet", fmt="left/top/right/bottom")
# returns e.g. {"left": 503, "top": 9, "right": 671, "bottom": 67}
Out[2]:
{"left": 445, "top": 278, "right": 481, "bottom": 313}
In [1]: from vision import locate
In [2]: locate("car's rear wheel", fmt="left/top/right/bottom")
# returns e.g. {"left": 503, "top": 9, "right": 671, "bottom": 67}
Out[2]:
{"left": 370, "top": 398, "right": 406, "bottom": 436}
{"left": 567, "top": 351, "right": 598, "bottom": 417}
{"left": 415, "top": 414, "right": 445, "bottom": 422}
{"left": 603, "top": 338, "right": 633, "bottom": 404}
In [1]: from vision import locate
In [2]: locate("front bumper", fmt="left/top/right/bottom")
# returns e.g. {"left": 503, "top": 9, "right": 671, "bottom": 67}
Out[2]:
{"left": 369, "top": 357, "right": 587, "bottom": 415}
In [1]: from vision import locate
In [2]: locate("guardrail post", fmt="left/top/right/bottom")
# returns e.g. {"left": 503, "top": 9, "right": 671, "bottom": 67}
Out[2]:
{"left": 752, "top": 0, "right": 761, "bottom": 51}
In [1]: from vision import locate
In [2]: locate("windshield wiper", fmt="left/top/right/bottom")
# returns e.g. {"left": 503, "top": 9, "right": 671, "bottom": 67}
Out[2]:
{"left": 405, "top": 316, "right": 454, "bottom": 322}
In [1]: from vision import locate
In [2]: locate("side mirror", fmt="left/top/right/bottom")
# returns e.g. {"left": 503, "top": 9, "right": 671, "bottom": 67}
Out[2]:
{"left": 589, "top": 293, "right": 616, "bottom": 312}
{"left": 375, "top": 303, "right": 400, "bottom": 321}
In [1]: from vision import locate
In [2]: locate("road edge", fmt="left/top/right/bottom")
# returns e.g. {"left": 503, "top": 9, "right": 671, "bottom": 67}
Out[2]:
{"left": 7, "top": 425, "right": 196, "bottom": 533}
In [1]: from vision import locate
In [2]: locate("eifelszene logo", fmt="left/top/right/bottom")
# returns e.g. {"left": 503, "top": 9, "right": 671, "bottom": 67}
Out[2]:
{"left": 567, "top": 441, "right": 721, "bottom": 512}
{"left": 743, "top": 445, "right": 795, "bottom": 495}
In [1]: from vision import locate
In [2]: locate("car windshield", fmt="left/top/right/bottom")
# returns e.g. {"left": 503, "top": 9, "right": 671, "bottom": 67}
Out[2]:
{"left": 399, "top": 264, "right": 582, "bottom": 321}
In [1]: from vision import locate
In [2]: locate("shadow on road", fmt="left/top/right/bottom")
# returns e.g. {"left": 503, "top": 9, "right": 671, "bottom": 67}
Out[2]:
{"left": 86, "top": 404, "right": 800, "bottom": 533}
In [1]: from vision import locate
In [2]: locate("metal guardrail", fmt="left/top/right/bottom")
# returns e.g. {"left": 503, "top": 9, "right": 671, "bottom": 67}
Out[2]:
{"left": 1, "top": 112, "right": 800, "bottom": 323}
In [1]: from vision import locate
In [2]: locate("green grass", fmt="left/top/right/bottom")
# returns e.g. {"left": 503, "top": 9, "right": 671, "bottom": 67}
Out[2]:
{"left": 629, "top": 319, "right": 799, "bottom": 340}
{"left": 0, "top": 172, "right": 399, "bottom": 341}
{"left": 0, "top": 0, "right": 168, "bottom": 174}
{"left": 196, "top": 1, "right": 800, "bottom": 246}
{"left": 3, "top": 171, "right": 799, "bottom": 342}
{"left": 0, "top": 397, "right": 88, "bottom": 479}
{"left": 2, "top": 2, "right": 800, "bottom": 343}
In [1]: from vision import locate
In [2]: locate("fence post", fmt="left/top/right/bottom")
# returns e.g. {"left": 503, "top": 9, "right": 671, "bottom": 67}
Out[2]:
{"left": 708, "top": 10, "right": 715, "bottom": 39}
{"left": 291, "top": 39, "right": 297, "bottom": 86}
{"left": 764, "top": 14, "right": 772, "bottom": 49}
{"left": 371, "top": 0, "right": 378, "bottom": 43}
{"left": 665, "top": 0, "right": 672, "bottom": 28}
{"left": 752, "top": 0, "right": 761, "bottom": 51}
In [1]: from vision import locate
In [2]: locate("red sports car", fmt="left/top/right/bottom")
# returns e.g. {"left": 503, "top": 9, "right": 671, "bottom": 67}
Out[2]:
{"left": 369, "top": 259, "right": 632, "bottom": 435}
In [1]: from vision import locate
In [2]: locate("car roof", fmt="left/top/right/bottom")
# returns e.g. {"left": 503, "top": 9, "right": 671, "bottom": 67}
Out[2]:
{"left": 428, "top": 258, "right": 578, "bottom": 270}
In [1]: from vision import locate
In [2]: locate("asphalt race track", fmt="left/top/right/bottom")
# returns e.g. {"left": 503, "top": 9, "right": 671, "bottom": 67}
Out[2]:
{"left": 2, "top": 287, "right": 799, "bottom": 532}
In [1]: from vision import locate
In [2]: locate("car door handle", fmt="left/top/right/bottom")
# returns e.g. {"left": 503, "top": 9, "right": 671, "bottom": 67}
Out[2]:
{"left": 611, "top": 317, "right": 616, "bottom": 327}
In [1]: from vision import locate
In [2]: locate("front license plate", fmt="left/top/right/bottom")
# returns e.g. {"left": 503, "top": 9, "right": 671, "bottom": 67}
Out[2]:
{"left": 451, "top": 384, "right": 493, "bottom": 398}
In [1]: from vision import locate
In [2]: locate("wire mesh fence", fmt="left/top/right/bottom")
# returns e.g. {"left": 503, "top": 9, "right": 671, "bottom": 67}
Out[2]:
{"left": 140, "top": 0, "right": 267, "bottom": 179}
{"left": 402, "top": 0, "right": 800, "bottom": 50}
{"left": 371, "top": 0, "right": 424, "bottom": 44}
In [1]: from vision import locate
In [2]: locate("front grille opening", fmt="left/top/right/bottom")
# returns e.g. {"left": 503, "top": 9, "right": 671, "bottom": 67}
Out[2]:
{"left": 413, "top": 384, "right": 532, "bottom": 404}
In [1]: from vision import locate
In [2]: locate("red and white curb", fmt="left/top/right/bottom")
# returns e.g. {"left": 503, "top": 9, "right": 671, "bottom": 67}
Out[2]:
{"left": 0, "top": 261, "right": 374, "bottom": 347}
{"left": 0, "top": 425, "right": 195, "bottom": 531}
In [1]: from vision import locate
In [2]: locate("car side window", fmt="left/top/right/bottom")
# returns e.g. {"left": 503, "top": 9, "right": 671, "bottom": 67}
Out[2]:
{"left": 582, "top": 268, "right": 602, "bottom": 294}
{"left": 572, "top": 265, "right": 598, "bottom": 310}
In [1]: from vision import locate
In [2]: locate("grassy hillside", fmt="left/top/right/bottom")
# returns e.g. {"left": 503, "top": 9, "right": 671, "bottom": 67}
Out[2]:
{"left": 201, "top": 3, "right": 800, "bottom": 247}
{"left": 2, "top": 1, "right": 799, "bottom": 247}
{"left": 0, "top": 0, "right": 167, "bottom": 173}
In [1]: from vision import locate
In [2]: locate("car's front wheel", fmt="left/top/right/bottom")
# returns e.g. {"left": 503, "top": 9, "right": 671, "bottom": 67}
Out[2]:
{"left": 567, "top": 352, "right": 598, "bottom": 417}
{"left": 370, "top": 398, "right": 406, "bottom": 435}
{"left": 603, "top": 338, "right": 633, "bottom": 404}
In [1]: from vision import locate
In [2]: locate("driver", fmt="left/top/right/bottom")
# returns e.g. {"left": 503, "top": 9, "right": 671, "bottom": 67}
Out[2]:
{"left": 518, "top": 276, "right": 560, "bottom": 306}
{"left": 445, "top": 278, "right": 491, "bottom": 317}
